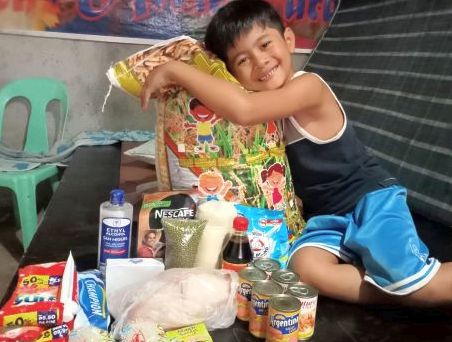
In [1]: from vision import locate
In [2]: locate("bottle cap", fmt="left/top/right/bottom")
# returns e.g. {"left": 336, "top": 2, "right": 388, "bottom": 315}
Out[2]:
{"left": 110, "top": 189, "right": 125, "bottom": 205}
{"left": 233, "top": 216, "right": 248, "bottom": 231}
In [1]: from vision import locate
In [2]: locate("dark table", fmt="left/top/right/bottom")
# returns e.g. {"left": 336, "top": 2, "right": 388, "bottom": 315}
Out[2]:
{"left": 2, "top": 145, "right": 452, "bottom": 341}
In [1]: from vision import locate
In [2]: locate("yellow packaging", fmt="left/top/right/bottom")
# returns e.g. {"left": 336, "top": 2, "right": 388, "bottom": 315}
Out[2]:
{"left": 165, "top": 322, "right": 212, "bottom": 342}
{"left": 107, "top": 36, "right": 305, "bottom": 240}
{"left": 107, "top": 36, "right": 201, "bottom": 97}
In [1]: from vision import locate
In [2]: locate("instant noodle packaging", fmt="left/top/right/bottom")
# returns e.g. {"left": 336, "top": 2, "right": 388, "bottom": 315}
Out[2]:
{"left": 107, "top": 36, "right": 304, "bottom": 240}
{"left": 165, "top": 322, "right": 212, "bottom": 341}
{"left": 0, "top": 324, "right": 70, "bottom": 342}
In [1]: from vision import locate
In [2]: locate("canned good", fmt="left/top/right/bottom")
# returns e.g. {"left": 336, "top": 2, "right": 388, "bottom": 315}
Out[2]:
{"left": 267, "top": 294, "right": 301, "bottom": 342}
{"left": 253, "top": 258, "right": 280, "bottom": 278}
{"left": 271, "top": 269, "right": 300, "bottom": 292}
{"left": 287, "top": 283, "right": 319, "bottom": 340}
{"left": 249, "top": 280, "right": 284, "bottom": 339}
{"left": 237, "top": 266, "right": 267, "bottom": 321}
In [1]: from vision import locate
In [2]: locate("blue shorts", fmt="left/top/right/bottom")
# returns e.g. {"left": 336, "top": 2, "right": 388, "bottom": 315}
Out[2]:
{"left": 289, "top": 186, "right": 440, "bottom": 295}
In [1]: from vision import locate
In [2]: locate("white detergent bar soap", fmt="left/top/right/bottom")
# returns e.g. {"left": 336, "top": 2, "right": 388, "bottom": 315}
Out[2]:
{"left": 98, "top": 189, "right": 133, "bottom": 274}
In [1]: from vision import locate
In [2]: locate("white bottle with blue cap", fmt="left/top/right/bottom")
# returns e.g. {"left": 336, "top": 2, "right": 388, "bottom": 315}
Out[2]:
{"left": 98, "top": 188, "right": 133, "bottom": 274}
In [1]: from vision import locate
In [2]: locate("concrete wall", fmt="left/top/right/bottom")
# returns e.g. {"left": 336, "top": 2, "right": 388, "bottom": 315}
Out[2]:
{"left": 0, "top": 33, "right": 155, "bottom": 148}
{"left": 0, "top": 32, "right": 308, "bottom": 148}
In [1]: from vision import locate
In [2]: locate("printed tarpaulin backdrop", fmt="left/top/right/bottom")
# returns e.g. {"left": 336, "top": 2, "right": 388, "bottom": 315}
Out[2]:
{"left": 0, "top": 0, "right": 338, "bottom": 51}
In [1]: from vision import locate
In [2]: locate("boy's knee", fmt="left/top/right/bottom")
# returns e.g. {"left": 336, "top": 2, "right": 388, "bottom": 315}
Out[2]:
{"left": 289, "top": 249, "right": 315, "bottom": 283}
{"left": 289, "top": 247, "right": 338, "bottom": 286}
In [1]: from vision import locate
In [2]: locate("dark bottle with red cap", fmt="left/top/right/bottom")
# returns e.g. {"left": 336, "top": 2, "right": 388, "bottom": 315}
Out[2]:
{"left": 222, "top": 216, "right": 253, "bottom": 272}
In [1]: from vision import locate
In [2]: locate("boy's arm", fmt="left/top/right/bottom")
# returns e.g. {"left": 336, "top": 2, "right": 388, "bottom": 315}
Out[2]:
{"left": 141, "top": 61, "right": 326, "bottom": 126}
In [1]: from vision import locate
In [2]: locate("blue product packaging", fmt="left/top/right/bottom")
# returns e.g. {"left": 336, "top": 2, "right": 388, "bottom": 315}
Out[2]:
{"left": 75, "top": 270, "right": 110, "bottom": 331}
{"left": 235, "top": 204, "right": 290, "bottom": 267}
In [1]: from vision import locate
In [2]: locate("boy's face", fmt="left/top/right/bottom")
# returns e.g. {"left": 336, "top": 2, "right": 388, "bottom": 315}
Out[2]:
{"left": 226, "top": 25, "right": 295, "bottom": 91}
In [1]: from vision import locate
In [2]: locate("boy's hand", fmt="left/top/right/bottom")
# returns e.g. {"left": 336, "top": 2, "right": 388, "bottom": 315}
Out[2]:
{"left": 140, "top": 61, "right": 177, "bottom": 111}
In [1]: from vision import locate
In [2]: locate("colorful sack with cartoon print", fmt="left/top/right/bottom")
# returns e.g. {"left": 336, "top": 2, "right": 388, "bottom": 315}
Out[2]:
{"left": 107, "top": 36, "right": 304, "bottom": 240}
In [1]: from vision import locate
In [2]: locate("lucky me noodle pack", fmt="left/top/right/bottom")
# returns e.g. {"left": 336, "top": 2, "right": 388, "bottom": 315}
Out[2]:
{"left": 107, "top": 36, "right": 304, "bottom": 240}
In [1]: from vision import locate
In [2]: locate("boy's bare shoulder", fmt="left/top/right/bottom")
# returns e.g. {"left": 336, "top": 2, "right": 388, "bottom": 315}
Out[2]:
{"left": 289, "top": 71, "right": 343, "bottom": 133}
{"left": 287, "top": 72, "right": 326, "bottom": 97}
{"left": 291, "top": 71, "right": 323, "bottom": 86}
{"left": 285, "top": 72, "right": 328, "bottom": 108}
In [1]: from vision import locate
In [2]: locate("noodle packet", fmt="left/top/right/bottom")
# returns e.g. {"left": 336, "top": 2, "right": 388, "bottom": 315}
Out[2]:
{"left": 69, "top": 326, "right": 113, "bottom": 342}
{"left": 35, "top": 324, "right": 70, "bottom": 341}
{"left": 0, "top": 324, "right": 69, "bottom": 342}
{"left": 165, "top": 322, "right": 212, "bottom": 342}
{"left": 113, "top": 321, "right": 167, "bottom": 342}
{"left": 0, "top": 326, "right": 43, "bottom": 342}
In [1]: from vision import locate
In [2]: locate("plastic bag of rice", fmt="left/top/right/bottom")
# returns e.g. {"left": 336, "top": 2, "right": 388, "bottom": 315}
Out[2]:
{"left": 106, "top": 36, "right": 304, "bottom": 241}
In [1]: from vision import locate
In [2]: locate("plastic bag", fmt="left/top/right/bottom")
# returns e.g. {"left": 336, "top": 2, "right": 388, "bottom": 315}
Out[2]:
{"left": 162, "top": 218, "right": 206, "bottom": 269}
{"left": 111, "top": 268, "right": 238, "bottom": 334}
{"left": 69, "top": 326, "right": 113, "bottom": 341}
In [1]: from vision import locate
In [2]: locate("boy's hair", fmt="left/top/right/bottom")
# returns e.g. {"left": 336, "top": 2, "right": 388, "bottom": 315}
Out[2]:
{"left": 205, "top": 0, "right": 285, "bottom": 63}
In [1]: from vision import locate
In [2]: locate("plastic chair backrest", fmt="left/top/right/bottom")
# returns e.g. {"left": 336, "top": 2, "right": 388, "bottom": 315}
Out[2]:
{"left": 0, "top": 77, "right": 68, "bottom": 154}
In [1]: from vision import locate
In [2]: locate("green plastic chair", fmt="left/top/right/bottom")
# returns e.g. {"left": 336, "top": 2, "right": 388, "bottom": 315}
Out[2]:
{"left": 0, "top": 77, "right": 68, "bottom": 250}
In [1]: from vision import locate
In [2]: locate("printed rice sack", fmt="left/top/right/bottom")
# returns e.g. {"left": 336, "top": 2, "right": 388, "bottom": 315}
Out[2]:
{"left": 107, "top": 36, "right": 304, "bottom": 240}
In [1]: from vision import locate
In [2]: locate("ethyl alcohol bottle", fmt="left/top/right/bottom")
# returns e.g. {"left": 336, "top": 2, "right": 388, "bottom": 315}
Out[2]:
{"left": 222, "top": 216, "right": 253, "bottom": 272}
{"left": 98, "top": 189, "right": 133, "bottom": 274}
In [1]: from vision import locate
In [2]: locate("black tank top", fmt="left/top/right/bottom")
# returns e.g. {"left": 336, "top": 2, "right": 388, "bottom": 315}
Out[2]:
{"left": 284, "top": 71, "right": 397, "bottom": 219}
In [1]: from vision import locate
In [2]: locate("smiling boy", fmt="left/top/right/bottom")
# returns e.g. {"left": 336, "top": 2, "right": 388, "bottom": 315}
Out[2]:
{"left": 141, "top": 0, "right": 452, "bottom": 306}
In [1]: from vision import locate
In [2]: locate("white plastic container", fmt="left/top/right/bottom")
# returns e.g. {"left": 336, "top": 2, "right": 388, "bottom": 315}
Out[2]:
{"left": 98, "top": 189, "right": 133, "bottom": 274}
{"left": 194, "top": 200, "right": 237, "bottom": 269}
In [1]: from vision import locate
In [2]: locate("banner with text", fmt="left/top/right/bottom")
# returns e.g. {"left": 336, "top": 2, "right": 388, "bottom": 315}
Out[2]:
{"left": 0, "top": 0, "right": 338, "bottom": 51}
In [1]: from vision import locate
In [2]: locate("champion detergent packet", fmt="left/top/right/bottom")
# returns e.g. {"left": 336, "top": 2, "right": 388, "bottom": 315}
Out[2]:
{"left": 75, "top": 270, "right": 110, "bottom": 331}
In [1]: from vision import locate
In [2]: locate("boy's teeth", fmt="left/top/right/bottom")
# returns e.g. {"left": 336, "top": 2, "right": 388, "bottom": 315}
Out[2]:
{"left": 260, "top": 67, "right": 277, "bottom": 81}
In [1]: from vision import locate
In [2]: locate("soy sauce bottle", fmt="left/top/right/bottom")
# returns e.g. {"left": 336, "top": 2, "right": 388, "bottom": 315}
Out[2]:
{"left": 222, "top": 216, "right": 253, "bottom": 272}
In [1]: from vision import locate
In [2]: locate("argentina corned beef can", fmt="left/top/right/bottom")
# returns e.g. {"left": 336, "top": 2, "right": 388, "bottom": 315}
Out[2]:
{"left": 271, "top": 269, "right": 301, "bottom": 292}
{"left": 237, "top": 266, "right": 267, "bottom": 321}
{"left": 253, "top": 257, "right": 280, "bottom": 279}
{"left": 249, "top": 280, "right": 283, "bottom": 339}
{"left": 267, "top": 294, "right": 301, "bottom": 342}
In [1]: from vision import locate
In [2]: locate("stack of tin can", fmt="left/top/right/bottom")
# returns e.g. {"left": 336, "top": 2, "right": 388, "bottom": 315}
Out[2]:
{"left": 237, "top": 258, "right": 319, "bottom": 341}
